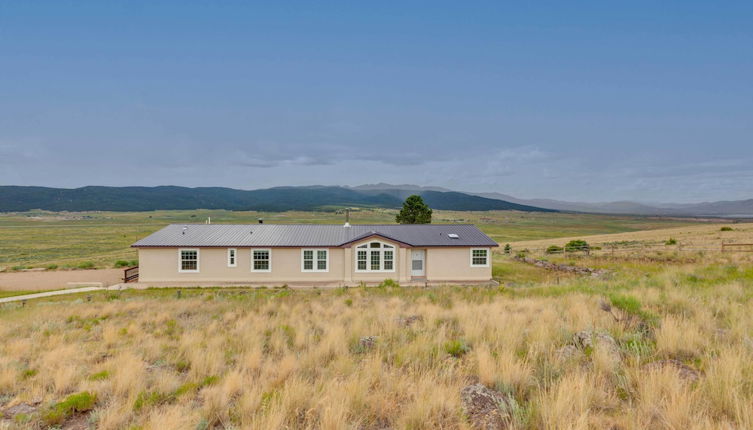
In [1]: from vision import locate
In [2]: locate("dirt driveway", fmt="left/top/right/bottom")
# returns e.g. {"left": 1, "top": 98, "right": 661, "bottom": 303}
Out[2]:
{"left": 0, "top": 269, "right": 124, "bottom": 291}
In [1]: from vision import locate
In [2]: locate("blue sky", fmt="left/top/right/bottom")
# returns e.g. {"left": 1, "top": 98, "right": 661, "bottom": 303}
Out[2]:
{"left": 1, "top": 1, "right": 751, "bottom": 203}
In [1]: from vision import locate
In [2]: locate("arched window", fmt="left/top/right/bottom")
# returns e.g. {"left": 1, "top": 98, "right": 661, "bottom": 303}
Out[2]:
{"left": 355, "top": 241, "right": 395, "bottom": 272}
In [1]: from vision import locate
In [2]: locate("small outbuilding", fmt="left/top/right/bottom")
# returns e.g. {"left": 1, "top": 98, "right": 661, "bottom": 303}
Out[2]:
{"left": 131, "top": 223, "right": 498, "bottom": 286}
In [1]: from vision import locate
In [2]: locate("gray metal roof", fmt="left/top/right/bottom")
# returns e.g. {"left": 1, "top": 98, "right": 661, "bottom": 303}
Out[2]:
{"left": 132, "top": 224, "right": 498, "bottom": 248}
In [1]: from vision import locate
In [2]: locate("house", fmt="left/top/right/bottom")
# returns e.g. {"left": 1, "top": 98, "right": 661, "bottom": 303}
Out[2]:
{"left": 131, "top": 223, "right": 498, "bottom": 286}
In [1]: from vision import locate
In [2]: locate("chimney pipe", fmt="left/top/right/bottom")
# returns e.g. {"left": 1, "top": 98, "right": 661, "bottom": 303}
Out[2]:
{"left": 258, "top": 218, "right": 263, "bottom": 224}
{"left": 344, "top": 209, "right": 351, "bottom": 228}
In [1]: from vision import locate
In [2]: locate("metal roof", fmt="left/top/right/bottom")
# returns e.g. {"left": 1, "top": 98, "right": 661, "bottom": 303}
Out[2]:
{"left": 132, "top": 224, "right": 498, "bottom": 248}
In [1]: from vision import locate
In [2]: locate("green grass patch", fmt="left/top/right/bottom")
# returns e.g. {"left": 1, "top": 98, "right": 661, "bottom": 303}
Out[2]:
{"left": 43, "top": 391, "right": 97, "bottom": 425}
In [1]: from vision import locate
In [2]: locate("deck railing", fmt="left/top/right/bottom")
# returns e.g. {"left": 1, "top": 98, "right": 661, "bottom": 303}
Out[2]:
{"left": 124, "top": 266, "right": 139, "bottom": 283}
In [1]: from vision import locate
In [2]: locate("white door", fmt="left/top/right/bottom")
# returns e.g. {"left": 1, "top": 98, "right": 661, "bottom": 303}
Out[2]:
{"left": 411, "top": 249, "right": 425, "bottom": 277}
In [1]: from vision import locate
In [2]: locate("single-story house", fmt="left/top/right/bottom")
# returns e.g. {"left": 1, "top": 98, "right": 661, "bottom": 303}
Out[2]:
{"left": 131, "top": 223, "right": 498, "bottom": 286}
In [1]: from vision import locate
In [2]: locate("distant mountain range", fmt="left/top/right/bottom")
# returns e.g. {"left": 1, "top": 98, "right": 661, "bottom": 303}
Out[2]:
{"left": 1, "top": 184, "right": 750, "bottom": 216}
{"left": 469, "top": 191, "right": 753, "bottom": 217}
{"left": 0, "top": 185, "right": 553, "bottom": 213}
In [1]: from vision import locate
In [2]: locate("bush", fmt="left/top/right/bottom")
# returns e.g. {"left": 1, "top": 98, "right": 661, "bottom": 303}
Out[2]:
{"left": 720, "top": 226, "right": 733, "bottom": 231}
{"left": 380, "top": 278, "right": 400, "bottom": 288}
{"left": 114, "top": 259, "right": 138, "bottom": 268}
{"left": 665, "top": 238, "right": 677, "bottom": 245}
{"left": 503, "top": 243, "right": 512, "bottom": 254}
{"left": 77, "top": 261, "right": 95, "bottom": 269}
{"left": 608, "top": 294, "right": 658, "bottom": 328}
{"left": 88, "top": 370, "right": 110, "bottom": 381}
{"left": 443, "top": 340, "right": 471, "bottom": 358}
{"left": 46, "top": 264, "right": 58, "bottom": 270}
{"left": 43, "top": 391, "right": 97, "bottom": 425}
{"left": 545, "top": 245, "right": 564, "bottom": 254}
{"left": 564, "top": 239, "right": 589, "bottom": 253}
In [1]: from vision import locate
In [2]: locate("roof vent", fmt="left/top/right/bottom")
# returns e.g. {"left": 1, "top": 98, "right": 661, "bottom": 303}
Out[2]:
{"left": 182, "top": 226, "right": 188, "bottom": 235}
{"left": 448, "top": 233, "right": 460, "bottom": 239}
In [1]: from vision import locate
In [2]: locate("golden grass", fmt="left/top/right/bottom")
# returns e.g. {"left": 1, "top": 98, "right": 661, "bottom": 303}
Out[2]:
{"left": 509, "top": 221, "right": 753, "bottom": 254}
{"left": 0, "top": 208, "right": 706, "bottom": 269}
{"left": 1, "top": 255, "right": 753, "bottom": 429}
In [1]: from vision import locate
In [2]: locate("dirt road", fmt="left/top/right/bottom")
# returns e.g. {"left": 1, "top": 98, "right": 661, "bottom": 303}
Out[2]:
{"left": 0, "top": 268, "right": 123, "bottom": 291}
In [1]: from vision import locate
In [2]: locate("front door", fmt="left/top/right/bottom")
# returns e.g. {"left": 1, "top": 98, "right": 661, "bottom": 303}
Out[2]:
{"left": 411, "top": 249, "right": 425, "bottom": 277}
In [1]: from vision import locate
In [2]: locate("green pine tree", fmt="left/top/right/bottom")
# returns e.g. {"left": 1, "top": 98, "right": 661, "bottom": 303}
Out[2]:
{"left": 395, "top": 195, "right": 432, "bottom": 224}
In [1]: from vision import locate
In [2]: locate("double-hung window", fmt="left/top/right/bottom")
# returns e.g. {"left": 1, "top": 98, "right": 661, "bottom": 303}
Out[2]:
{"left": 227, "top": 248, "right": 237, "bottom": 267}
{"left": 179, "top": 249, "right": 199, "bottom": 273}
{"left": 470, "top": 248, "right": 489, "bottom": 267}
{"left": 302, "top": 249, "right": 328, "bottom": 272}
{"left": 355, "top": 241, "right": 395, "bottom": 272}
{"left": 251, "top": 249, "right": 271, "bottom": 272}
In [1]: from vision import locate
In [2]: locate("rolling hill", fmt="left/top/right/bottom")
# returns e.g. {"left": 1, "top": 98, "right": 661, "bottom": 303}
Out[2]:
{"left": 0, "top": 185, "right": 555, "bottom": 213}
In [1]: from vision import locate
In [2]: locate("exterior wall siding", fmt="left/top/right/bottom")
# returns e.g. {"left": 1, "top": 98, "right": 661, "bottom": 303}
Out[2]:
{"left": 137, "top": 243, "right": 492, "bottom": 285}
{"left": 425, "top": 247, "right": 492, "bottom": 281}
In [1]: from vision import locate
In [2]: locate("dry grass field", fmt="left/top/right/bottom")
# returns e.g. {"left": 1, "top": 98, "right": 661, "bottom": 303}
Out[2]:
{"left": 2, "top": 211, "right": 752, "bottom": 429}
{"left": 2, "top": 251, "right": 753, "bottom": 429}
{"left": 0, "top": 209, "right": 705, "bottom": 271}
{"left": 509, "top": 222, "right": 753, "bottom": 255}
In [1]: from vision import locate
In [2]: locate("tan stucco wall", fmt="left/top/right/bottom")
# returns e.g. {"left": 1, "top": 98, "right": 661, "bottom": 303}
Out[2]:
{"left": 347, "top": 237, "right": 409, "bottom": 284}
{"left": 137, "top": 243, "right": 492, "bottom": 285}
{"left": 138, "top": 247, "right": 345, "bottom": 284}
{"left": 425, "top": 247, "right": 492, "bottom": 281}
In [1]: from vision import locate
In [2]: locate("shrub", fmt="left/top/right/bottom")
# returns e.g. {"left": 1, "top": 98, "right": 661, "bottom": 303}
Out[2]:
{"left": 21, "top": 369, "right": 38, "bottom": 379}
{"left": 545, "top": 245, "right": 564, "bottom": 254}
{"left": 77, "top": 261, "right": 95, "bottom": 269}
{"left": 443, "top": 340, "right": 471, "bottom": 358}
{"left": 665, "top": 238, "right": 677, "bottom": 245}
{"left": 133, "top": 391, "right": 167, "bottom": 412}
{"left": 46, "top": 264, "right": 58, "bottom": 270}
{"left": 43, "top": 391, "right": 97, "bottom": 425}
{"left": 380, "top": 278, "right": 400, "bottom": 288}
{"left": 503, "top": 243, "right": 512, "bottom": 254}
{"left": 720, "top": 226, "right": 733, "bottom": 231}
{"left": 88, "top": 370, "right": 110, "bottom": 381}
{"left": 608, "top": 294, "right": 658, "bottom": 328}
{"left": 564, "top": 239, "right": 589, "bottom": 253}
{"left": 113, "top": 259, "right": 139, "bottom": 268}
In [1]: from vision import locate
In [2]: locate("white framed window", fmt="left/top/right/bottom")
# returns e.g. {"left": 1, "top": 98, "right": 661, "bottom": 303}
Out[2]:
{"left": 251, "top": 249, "right": 271, "bottom": 272}
{"left": 227, "top": 248, "right": 237, "bottom": 267}
{"left": 302, "top": 249, "right": 328, "bottom": 272}
{"left": 470, "top": 248, "right": 489, "bottom": 267}
{"left": 178, "top": 248, "right": 199, "bottom": 273}
{"left": 355, "top": 241, "right": 396, "bottom": 272}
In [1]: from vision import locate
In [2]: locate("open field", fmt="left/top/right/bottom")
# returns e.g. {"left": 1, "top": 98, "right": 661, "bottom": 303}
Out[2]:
{"left": 0, "top": 269, "right": 123, "bottom": 292}
{"left": 509, "top": 222, "right": 753, "bottom": 255}
{"left": 2, "top": 251, "right": 753, "bottom": 429}
{"left": 0, "top": 209, "right": 711, "bottom": 271}
{"left": 2, "top": 211, "right": 753, "bottom": 428}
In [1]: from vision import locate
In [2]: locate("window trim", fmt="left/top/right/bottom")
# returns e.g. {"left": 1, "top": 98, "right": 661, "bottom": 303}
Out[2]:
{"left": 470, "top": 248, "right": 490, "bottom": 267}
{"left": 301, "top": 248, "right": 329, "bottom": 272}
{"left": 178, "top": 248, "right": 200, "bottom": 273}
{"left": 251, "top": 248, "right": 272, "bottom": 272}
{"left": 227, "top": 248, "right": 237, "bottom": 268}
{"left": 354, "top": 241, "right": 396, "bottom": 273}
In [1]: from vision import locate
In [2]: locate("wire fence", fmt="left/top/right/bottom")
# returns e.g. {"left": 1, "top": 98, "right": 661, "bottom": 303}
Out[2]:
{"left": 496, "top": 242, "right": 753, "bottom": 258}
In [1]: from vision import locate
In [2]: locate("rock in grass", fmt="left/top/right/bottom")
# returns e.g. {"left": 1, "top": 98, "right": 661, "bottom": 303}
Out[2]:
{"left": 2, "top": 402, "right": 38, "bottom": 419}
{"left": 359, "top": 336, "right": 378, "bottom": 350}
{"left": 643, "top": 359, "right": 700, "bottom": 382}
{"left": 555, "top": 344, "right": 585, "bottom": 363}
{"left": 572, "top": 330, "right": 621, "bottom": 361}
{"left": 396, "top": 315, "right": 423, "bottom": 327}
{"left": 460, "top": 384, "right": 516, "bottom": 430}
